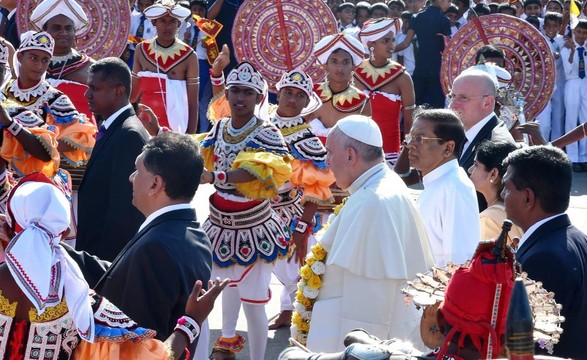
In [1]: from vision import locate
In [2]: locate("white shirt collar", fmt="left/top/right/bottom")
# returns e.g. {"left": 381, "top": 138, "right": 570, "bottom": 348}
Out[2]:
{"left": 347, "top": 162, "right": 386, "bottom": 194}
{"left": 138, "top": 203, "right": 193, "bottom": 232}
{"left": 422, "top": 158, "right": 459, "bottom": 187}
{"left": 465, "top": 112, "right": 495, "bottom": 143}
{"left": 102, "top": 104, "right": 133, "bottom": 130}
{"left": 517, "top": 213, "right": 565, "bottom": 249}
{"left": 7, "top": 9, "right": 16, "bottom": 20}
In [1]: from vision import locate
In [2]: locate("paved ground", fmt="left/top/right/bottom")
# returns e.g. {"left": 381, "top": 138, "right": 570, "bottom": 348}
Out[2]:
{"left": 193, "top": 172, "right": 587, "bottom": 360}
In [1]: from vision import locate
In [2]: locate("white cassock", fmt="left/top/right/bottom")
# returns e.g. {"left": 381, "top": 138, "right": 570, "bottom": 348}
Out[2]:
{"left": 306, "top": 163, "right": 435, "bottom": 353}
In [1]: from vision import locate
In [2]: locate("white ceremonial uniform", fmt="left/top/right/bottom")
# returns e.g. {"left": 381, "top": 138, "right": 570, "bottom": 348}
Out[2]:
{"left": 129, "top": 9, "right": 156, "bottom": 49}
{"left": 561, "top": 41, "right": 587, "bottom": 163}
{"left": 306, "top": 163, "right": 434, "bottom": 353}
{"left": 536, "top": 34, "right": 566, "bottom": 141}
{"left": 418, "top": 159, "right": 480, "bottom": 266}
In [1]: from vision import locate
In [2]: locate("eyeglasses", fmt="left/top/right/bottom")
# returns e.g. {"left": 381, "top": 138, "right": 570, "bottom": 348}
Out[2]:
{"left": 405, "top": 134, "right": 445, "bottom": 145}
{"left": 446, "top": 93, "right": 491, "bottom": 103}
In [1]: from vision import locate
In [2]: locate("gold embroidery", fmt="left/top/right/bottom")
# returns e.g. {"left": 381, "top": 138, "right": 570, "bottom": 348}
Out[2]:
{"left": 0, "top": 290, "right": 17, "bottom": 318}
{"left": 356, "top": 60, "right": 399, "bottom": 83}
{"left": 29, "top": 299, "right": 68, "bottom": 323}
{"left": 279, "top": 124, "right": 310, "bottom": 136}
{"left": 146, "top": 40, "right": 191, "bottom": 66}
{"left": 315, "top": 82, "right": 365, "bottom": 109}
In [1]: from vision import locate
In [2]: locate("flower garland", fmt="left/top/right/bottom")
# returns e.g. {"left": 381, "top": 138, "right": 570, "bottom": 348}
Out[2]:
{"left": 290, "top": 198, "right": 347, "bottom": 345}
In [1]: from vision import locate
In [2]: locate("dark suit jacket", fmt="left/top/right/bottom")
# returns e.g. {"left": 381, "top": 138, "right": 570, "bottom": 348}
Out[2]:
{"left": 459, "top": 115, "right": 514, "bottom": 171}
{"left": 459, "top": 115, "right": 514, "bottom": 210}
{"left": 94, "top": 208, "right": 212, "bottom": 341}
{"left": 517, "top": 214, "right": 587, "bottom": 360}
{"left": 76, "top": 107, "right": 150, "bottom": 261}
{"left": 1, "top": 8, "right": 19, "bottom": 49}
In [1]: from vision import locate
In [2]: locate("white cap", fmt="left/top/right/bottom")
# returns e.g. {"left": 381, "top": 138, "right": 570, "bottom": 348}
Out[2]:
{"left": 334, "top": 115, "right": 383, "bottom": 147}
{"left": 466, "top": 63, "right": 512, "bottom": 89}
{"left": 30, "top": 0, "right": 89, "bottom": 35}
{"left": 313, "top": 34, "right": 365, "bottom": 67}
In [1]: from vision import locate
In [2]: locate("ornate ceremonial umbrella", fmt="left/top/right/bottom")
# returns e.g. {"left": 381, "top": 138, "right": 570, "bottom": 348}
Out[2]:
{"left": 441, "top": 14, "right": 555, "bottom": 121}
{"left": 17, "top": 0, "right": 131, "bottom": 60}
{"left": 231, "top": 0, "right": 338, "bottom": 93}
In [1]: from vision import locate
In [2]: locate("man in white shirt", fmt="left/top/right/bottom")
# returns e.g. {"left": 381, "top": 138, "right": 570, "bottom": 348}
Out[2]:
{"left": 306, "top": 115, "right": 434, "bottom": 352}
{"left": 406, "top": 108, "right": 480, "bottom": 266}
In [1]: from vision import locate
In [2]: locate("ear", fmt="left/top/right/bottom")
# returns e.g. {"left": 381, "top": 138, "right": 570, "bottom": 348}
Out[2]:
{"left": 523, "top": 187, "right": 536, "bottom": 210}
{"left": 488, "top": 167, "right": 500, "bottom": 182}
{"left": 150, "top": 174, "right": 165, "bottom": 196}
{"left": 255, "top": 93, "right": 264, "bottom": 105}
{"left": 444, "top": 140, "right": 456, "bottom": 157}
{"left": 347, "top": 146, "right": 359, "bottom": 164}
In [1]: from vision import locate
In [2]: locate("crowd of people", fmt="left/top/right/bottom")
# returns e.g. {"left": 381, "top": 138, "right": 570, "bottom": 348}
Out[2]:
{"left": 0, "top": 0, "right": 585, "bottom": 359}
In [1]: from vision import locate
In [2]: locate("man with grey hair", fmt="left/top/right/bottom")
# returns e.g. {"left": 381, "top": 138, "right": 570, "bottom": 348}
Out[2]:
{"left": 448, "top": 69, "right": 514, "bottom": 172}
{"left": 306, "top": 114, "right": 434, "bottom": 352}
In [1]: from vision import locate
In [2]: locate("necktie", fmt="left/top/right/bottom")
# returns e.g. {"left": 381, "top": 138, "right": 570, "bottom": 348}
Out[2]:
{"left": 578, "top": 46, "right": 585, "bottom": 79}
{"left": 549, "top": 37, "right": 555, "bottom": 43}
{"left": 136, "top": 14, "right": 146, "bottom": 39}
{"left": 96, "top": 124, "right": 106, "bottom": 141}
{"left": 455, "top": 22, "right": 461, "bottom": 29}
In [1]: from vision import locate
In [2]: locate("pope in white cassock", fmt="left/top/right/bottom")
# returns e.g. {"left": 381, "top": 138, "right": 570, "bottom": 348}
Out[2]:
{"left": 306, "top": 115, "right": 435, "bottom": 352}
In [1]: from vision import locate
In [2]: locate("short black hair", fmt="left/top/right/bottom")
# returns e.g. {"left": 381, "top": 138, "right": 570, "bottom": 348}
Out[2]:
{"left": 576, "top": 18, "right": 587, "bottom": 30}
{"left": 388, "top": 0, "right": 406, "bottom": 9}
{"left": 546, "top": 0, "right": 564, "bottom": 11}
{"left": 338, "top": 2, "right": 355, "bottom": 11}
{"left": 503, "top": 146, "right": 571, "bottom": 214}
{"left": 526, "top": 15, "right": 541, "bottom": 28}
{"left": 190, "top": 0, "right": 208, "bottom": 8}
{"left": 488, "top": 2, "right": 499, "bottom": 13}
{"left": 356, "top": 1, "right": 372, "bottom": 12}
{"left": 400, "top": 10, "right": 413, "bottom": 20}
{"left": 372, "top": 2, "right": 390, "bottom": 14}
{"left": 523, "top": 0, "right": 542, "bottom": 8}
{"left": 475, "top": 140, "right": 519, "bottom": 177}
{"left": 544, "top": 11, "right": 563, "bottom": 24}
{"left": 497, "top": 2, "right": 517, "bottom": 14}
{"left": 474, "top": 45, "right": 505, "bottom": 64}
{"left": 414, "top": 108, "right": 466, "bottom": 158}
{"left": 445, "top": 4, "right": 460, "bottom": 15}
{"left": 88, "top": 57, "right": 131, "bottom": 97}
{"left": 453, "top": 0, "right": 470, "bottom": 10}
{"left": 142, "top": 132, "right": 204, "bottom": 200}
{"left": 472, "top": 3, "right": 491, "bottom": 15}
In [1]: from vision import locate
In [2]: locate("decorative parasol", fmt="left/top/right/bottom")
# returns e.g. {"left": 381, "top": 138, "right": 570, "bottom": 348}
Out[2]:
{"left": 17, "top": 0, "right": 131, "bottom": 60}
{"left": 441, "top": 14, "right": 555, "bottom": 122}
{"left": 231, "top": 0, "right": 337, "bottom": 93}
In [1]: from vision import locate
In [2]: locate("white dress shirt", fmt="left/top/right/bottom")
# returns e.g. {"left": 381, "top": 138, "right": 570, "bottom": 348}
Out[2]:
{"left": 461, "top": 111, "right": 495, "bottom": 157}
{"left": 139, "top": 203, "right": 194, "bottom": 232}
{"left": 418, "top": 159, "right": 480, "bottom": 266}
{"left": 101, "top": 103, "right": 133, "bottom": 130}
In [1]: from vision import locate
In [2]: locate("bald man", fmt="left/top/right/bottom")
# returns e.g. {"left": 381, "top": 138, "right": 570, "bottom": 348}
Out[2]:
{"left": 448, "top": 70, "right": 514, "bottom": 172}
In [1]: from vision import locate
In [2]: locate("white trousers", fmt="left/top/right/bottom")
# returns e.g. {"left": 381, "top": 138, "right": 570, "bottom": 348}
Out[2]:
{"left": 564, "top": 78, "right": 587, "bottom": 162}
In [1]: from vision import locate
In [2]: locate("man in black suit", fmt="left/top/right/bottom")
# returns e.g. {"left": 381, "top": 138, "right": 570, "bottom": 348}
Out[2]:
{"left": 502, "top": 145, "right": 587, "bottom": 360}
{"left": 94, "top": 132, "right": 212, "bottom": 341}
{"left": 0, "top": 0, "right": 20, "bottom": 48}
{"left": 62, "top": 132, "right": 212, "bottom": 359}
{"left": 76, "top": 57, "right": 150, "bottom": 261}
{"left": 449, "top": 69, "right": 514, "bottom": 210}
{"left": 449, "top": 69, "right": 514, "bottom": 172}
